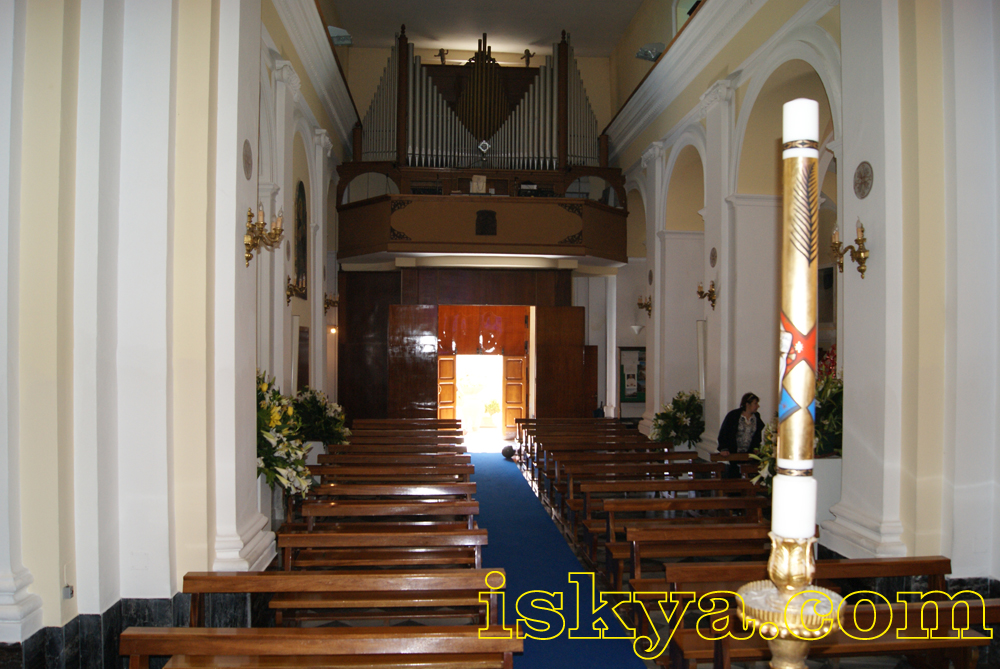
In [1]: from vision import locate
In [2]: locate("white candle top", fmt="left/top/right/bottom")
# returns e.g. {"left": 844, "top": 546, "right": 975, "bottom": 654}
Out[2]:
{"left": 782, "top": 98, "right": 819, "bottom": 143}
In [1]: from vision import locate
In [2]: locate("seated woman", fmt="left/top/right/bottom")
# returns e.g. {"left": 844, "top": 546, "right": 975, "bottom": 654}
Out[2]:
{"left": 717, "top": 392, "right": 764, "bottom": 478}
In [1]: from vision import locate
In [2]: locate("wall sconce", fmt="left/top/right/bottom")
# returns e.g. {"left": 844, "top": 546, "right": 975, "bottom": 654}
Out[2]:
{"left": 629, "top": 325, "right": 645, "bottom": 336}
{"left": 244, "top": 205, "right": 284, "bottom": 267}
{"left": 324, "top": 293, "right": 339, "bottom": 314}
{"left": 285, "top": 275, "right": 306, "bottom": 305}
{"left": 637, "top": 295, "right": 652, "bottom": 318}
{"left": 831, "top": 218, "right": 870, "bottom": 279}
{"left": 697, "top": 281, "right": 717, "bottom": 310}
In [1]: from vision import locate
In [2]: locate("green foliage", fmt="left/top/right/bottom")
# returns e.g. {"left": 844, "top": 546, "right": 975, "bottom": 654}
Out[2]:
{"left": 651, "top": 390, "right": 705, "bottom": 446}
{"left": 750, "top": 416, "right": 777, "bottom": 494}
{"left": 814, "top": 346, "right": 843, "bottom": 457}
{"left": 293, "top": 386, "right": 350, "bottom": 446}
{"left": 256, "top": 371, "right": 313, "bottom": 496}
{"left": 484, "top": 400, "right": 500, "bottom": 416}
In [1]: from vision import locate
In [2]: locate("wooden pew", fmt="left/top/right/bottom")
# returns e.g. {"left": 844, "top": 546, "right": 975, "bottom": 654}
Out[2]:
{"left": 558, "top": 462, "right": 725, "bottom": 517}
{"left": 667, "top": 599, "right": 1000, "bottom": 669}
{"left": 278, "top": 527, "right": 488, "bottom": 571}
{"left": 183, "top": 568, "right": 503, "bottom": 627}
{"left": 353, "top": 418, "right": 462, "bottom": 429}
{"left": 316, "top": 453, "right": 472, "bottom": 466}
{"left": 311, "top": 463, "right": 475, "bottom": 484}
{"left": 299, "top": 499, "right": 479, "bottom": 531}
{"left": 630, "top": 555, "right": 953, "bottom": 636}
{"left": 307, "top": 482, "right": 477, "bottom": 501}
{"left": 120, "top": 625, "right": 522, "bottom": 669}
{"left": 326, "top": 443, "right": 468, "bottom": 454}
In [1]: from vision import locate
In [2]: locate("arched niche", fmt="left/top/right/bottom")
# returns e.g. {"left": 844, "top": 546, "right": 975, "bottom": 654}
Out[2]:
{"left": 664, "top": 144, "right": 704, "bottom": 232}
{"left": 342, "top": 171, "right": 401, "bottom": 204}
{"left": 736, "top": 59, "right": 833, "bottom": 195}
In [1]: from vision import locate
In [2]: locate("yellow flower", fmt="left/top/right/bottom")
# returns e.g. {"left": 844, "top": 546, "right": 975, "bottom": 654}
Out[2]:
{"left": 269, "top": 406, "right": 281, "bottom": 427}
{"left": 286, "top": 406, "right": 293, "bottom": 416}
{"left": 259, "top": 383, "right": 268, "bottom": 392}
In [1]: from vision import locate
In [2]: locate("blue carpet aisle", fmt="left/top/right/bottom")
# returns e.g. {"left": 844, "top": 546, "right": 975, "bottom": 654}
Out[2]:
{"left": 471, "top": 453, "right": 649, "bottom": 669}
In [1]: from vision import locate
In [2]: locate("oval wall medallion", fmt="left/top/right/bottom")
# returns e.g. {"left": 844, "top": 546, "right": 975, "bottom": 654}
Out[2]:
{"left": 853, "top": 161, "right": 873, "bottom": 199}
{"left": 710, "top": 247, "right": 717, "bottom": 268}
{"left": 648, "top": 270, "right": 653, "bottom": 285}
{"left": 242, "top": 139, "right": 253, "bottom": 180}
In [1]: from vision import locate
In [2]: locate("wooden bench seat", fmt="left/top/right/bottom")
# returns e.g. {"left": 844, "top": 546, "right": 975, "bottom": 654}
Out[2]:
{"left": 120, "top": 626, "right": 522, "bottom": 669}
{"left": 666, "top": 599, "right": 1000, "bottom": 669}
{"left": 312, "top": 464, "right": 474, "bottom": 484}
{"left": 316, "top": 453, "right": 472, "bottom": 466}
{"left": 278, "top": 528, "right": 488, "bottom": 570}
{"left": 183, "top": 569, "right": 502, "bottom": 627}
{"left": 306, "top": 482, "right": 476, "bottom": 501}
{"left": 300, "top": 499, "right": 479, "bottom": 530}
{"left": 325, "top": 443, "right": 468, "bottom": 454}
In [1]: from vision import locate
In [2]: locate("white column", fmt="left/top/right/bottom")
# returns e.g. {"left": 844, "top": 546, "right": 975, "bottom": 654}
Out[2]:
{"left": 73, "top": 0, "right": 123, "bottom": 614}
{"left": 309, "top": 129, "right": 333, "bottom": 393}
{"left": 942, "top": 0, "right": 999, "bottom": 576}
{"left": 821, "top": 0, "right": 907, "bottom": 558}
{"left": 699, "top": 79, "right": 736, "bottom": 452}
{"left": 117, "top": 0, "right": 177, "bottom": 598}
{"left": 256, "top": 183, "right": 279, "bottom": 372}
{"left": 639, "top": 141, "right": 666, "bottom": 434}
{"left": 212, "top": 0, "right": 272, "bottom": 572}
{"left": 0, "top": 0, "right": 42, "bottom": 643}
{"left": 272, "top": 61, "right": 299, "bottom": 391}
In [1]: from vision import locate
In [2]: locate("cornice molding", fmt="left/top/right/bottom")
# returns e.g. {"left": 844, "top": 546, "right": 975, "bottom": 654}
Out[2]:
{"left": 606, "top": 0, "right": 765, "bottom": 163}
{"left": 271, "top": 0, "right": 357, "bottom": 153}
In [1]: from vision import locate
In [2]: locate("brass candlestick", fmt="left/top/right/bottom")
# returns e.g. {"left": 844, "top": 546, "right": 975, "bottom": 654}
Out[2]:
{"left": 244, "top": 206, "right": 284, "bottom": 266}
{"left": 830, "top": 218, "right": 869, "bottom": 278}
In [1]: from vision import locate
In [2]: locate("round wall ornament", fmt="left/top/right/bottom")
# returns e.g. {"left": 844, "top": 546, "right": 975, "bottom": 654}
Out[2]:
{"left": 648, "top": 270, "right": 653, "bottom": 285}
{"left": 709, "top": 247, "right": 717, "bottom": 268}
{"left": 853, "top": 161, "right": 873, "bottom": 200}
{"left": 242, "top": 139, "right": 253, "bottom": 180}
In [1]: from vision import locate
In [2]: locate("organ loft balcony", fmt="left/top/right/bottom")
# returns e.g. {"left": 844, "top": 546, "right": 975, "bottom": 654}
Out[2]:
{"left": 337, "top": 28, "right": 628, "bottom": 267}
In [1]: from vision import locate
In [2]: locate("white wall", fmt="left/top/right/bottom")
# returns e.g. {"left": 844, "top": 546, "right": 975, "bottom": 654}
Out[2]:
{"left": 616, "top": 259, "right": 649, "bottom": 419}
{"left": 656, "top": 231, "right": 704, "bottom": 409}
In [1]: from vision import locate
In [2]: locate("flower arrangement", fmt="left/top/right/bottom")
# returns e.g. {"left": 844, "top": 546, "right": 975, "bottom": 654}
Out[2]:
{"left": 750, "top": 416, "right": 777, "bottom": 493}
{"left": 256, "top": 371, "right": 314, "bottom": 496}
{"left": 293, "top": 386, "right": 350, "bottom": 446}
{"left": 814, "top": 345, "right": 843, "bottom": 457}
{"left": 651, "top": 390, "right": 705, "bottom": 446}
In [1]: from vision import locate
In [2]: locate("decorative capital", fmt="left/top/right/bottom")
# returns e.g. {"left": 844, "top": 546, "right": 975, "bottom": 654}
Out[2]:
{"left": 640, "top": 141, "right": 666, "bottom": 171}
{"left": 314, "top": 128, "right": 333, "bottom": 157}
{"left": 274, "top": 59, "right": 301, "bottom": 95}
{"left": 698, "top": 75, "right": 737, "bottom": 113}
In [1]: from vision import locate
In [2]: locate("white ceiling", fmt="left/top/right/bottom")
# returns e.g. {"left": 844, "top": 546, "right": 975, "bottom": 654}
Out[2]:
{"left": 327, "top": 0, "right": 647, "bottom": 57}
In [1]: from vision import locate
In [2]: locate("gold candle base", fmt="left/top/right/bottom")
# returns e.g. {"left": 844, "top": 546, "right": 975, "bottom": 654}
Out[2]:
{"left": 736, "top": 534, "right": 842, "bottom": 669}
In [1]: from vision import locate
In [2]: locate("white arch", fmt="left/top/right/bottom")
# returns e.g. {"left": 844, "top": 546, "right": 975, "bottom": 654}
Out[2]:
{"left": 660, "top": 122, "right": 708, "bottom": 233}
{"left": 730, "top": 24, "right": 842, "bottom": 194}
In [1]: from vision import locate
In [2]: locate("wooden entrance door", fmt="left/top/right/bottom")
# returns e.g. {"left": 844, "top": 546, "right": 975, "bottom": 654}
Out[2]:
{"left": 534, "top": 306, "right": 595, "bottom": 418}
{"left": 438, "top": 355, "right": 457, "bottom": 419}
{"left": 502, "top": 356, "right": 527, "bottom": 439}
{"left": 388, "top": 305, "right": 439, "bottom": 418}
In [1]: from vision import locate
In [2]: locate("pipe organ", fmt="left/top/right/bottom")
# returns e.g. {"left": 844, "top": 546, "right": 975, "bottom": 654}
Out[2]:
{"left": 359, "top": 29, "right": 601, "bottom": 170}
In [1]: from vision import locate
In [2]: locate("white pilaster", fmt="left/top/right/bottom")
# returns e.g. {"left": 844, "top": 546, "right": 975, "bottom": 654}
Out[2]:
{"left": 604, "top": 274, "right": 617, "bottom": 415}
{"left": 639, "top": 141, "right": 667, "bottom": 434}
{"left": 656, "top": 230, "right": 705, "bottom": 410}
{"left": 309, "top": 129, "right": 333, "bottom": 393}
{"left": 212, "top": 0, "right": 273, "bottom": 572}
{"left": 699, "top": 78, "right": 736, "bottom": 452}
{"left": 821, "top": 0, "right": 906, "bottom": 558}
{"left": 73, "top": 0, "right": 123, "bottom": 614}
{"left": 257, "top": 183, "right": 280, "bottom": 373}
{"left": 0, "top": 0, "right": 42, "bottom": 643}
{"left": 117, "top": 0, "right": 177, "bottom": 598}
{"left": 272, "top": 59, "right": 299, "bottom": 391}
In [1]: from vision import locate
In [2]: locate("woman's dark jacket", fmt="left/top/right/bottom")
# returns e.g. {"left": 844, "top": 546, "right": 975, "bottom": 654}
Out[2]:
{"left": 717, "top": 408, "right": 764, "bottom": 453}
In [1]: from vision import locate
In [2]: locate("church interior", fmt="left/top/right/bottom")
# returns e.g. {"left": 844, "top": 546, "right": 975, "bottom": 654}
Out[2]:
{"left": 2, "top": 0, "right": 1000, "bottom": 667}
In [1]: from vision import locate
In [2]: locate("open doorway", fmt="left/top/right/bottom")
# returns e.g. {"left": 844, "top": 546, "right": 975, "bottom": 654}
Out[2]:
{"left": 455, "top": 355, "right": 505, "bottom": 452}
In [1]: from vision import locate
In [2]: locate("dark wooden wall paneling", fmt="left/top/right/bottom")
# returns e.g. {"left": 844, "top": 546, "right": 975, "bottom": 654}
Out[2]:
{"left": 338, "top": 272, "right": 400, "bottom": 423}
{"left": 388, "top": 305, "right": 439, "bottom": 419}
{"left": 341, "top": 268, "right": 575, "bottom": 422}
{"left": 534, "top": 306, "right": 590, "bottom": 418}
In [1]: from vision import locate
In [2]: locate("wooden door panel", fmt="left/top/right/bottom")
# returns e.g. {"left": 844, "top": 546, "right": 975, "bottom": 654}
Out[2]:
{"left": 388, "top": 305, "right": 438, "bottom": 419}
{"left": 438, "top": 355, "right": 456, "bottom": 420}
{"left": 480, "top": 305, "right": 529, "bottom": 355}
{"left": 534, "top": 307, "right": 588, "bottom": 418}
{"left": 438, "top": 305, "right": 480, "bottom": 355}
{"left": 502, "top": 356, "right": 527, "bottom": 439}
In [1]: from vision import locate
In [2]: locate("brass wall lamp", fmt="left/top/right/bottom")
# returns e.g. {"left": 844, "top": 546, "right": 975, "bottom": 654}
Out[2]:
{"left": 244, "top": 205, "right": 284, "bottom": 266}
{"left": 831, "top": 218, "right": 869, "bottom": 279}
{"left": 637, "top": 295, "right": 652, "bottom": 318}
{"left": 697, "top": 281, "right": 717, "bottom": 310}
{"left": 285, "top": 276, "right": 306, "bottom": 305}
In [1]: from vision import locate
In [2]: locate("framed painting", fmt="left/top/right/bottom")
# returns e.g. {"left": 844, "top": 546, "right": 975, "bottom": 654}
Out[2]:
{"left": 294, "top": 180, "right": 308, "bottom": 298}
{"left": 619, "top": 346, "right": 646, "bottom": 403}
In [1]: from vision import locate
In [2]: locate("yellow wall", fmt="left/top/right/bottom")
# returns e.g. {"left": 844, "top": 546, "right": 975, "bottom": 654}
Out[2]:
{"left": 172, "top": 0, "right": 213, "bottom": 580}
{"left": 347, "top": 47, "right": 391, "bottom": 123}
{"left": 898, "top": 0, "right": 946, "bottom": 556}
{"left": 736, "top": 59, "right": 832, "bottom": 195}
{"left": 577, "top": 57, "right": 612, "bottom": 133}
{"left": 616, "top": 0, "right": 812, "bottom": 171}
{"left": 609, "top": 0, "right": 668, "bottom": 111}
{"left": 19, "top": 0, "right": 80, "bottom": 626}
{"left": 626, "top": 188, "right": 646, "bottom": 258}
{"left": 292, "top": 133, "right": 311, "bottom": 323}
{"left": 664, "top": 145, "right": 704, "bottom": 232}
